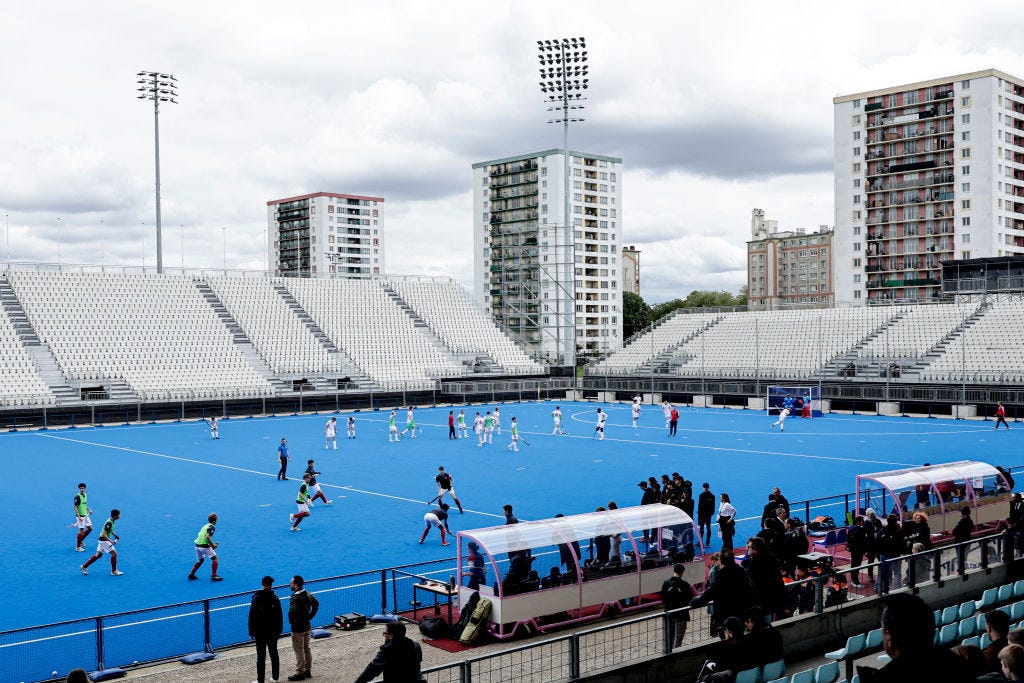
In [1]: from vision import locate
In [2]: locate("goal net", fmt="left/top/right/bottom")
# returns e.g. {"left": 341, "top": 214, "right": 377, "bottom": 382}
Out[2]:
{"left": 766, "top": 385, "right": 822, "bottom": 417}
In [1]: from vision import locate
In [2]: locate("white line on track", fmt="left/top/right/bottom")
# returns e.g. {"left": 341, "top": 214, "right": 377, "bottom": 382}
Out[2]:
{"left": 33, "top": 433, "right": 503, "bottom": 519}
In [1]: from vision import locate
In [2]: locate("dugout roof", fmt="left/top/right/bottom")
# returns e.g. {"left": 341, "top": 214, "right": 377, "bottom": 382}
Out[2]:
{"left": 855, "top": 460, "right": 1009, "bottom": 520}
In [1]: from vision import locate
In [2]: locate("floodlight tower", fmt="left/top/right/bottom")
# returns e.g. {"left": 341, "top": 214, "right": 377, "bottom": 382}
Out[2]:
{"left": 538, "top": 36, "right": 587, "bottom": 368}
{"left": 136, "top": 71, "right": 178, "bottom": 274}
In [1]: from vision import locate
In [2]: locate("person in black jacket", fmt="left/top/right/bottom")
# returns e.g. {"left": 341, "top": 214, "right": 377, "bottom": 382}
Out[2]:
{"left": 287, "top": 575, "right": 319, "bottom": 681}
{"left": 846, "top": 515, "right": 867, "bottom": 587}
{"left": 876, "top": 515, "right": 905, "bottom": 594}
{"left": 248, "top": 575, "right": 283, "bottom": 683}
{"left": 953, "top": 507, "right": 974, "bottom": 571}
{"left": 354, "top": 621, "right": 425, "bottom": 683}
{"left": 691, "top": 548, "right": 756, "bottom": 638}
{"left": 864, "top": 593, "right": 974, "bottom": 683}
{"left": 697, "top": 483, "right": 716, "bottom": 547}
{"left": 743, "top": 606, "right": 783, "bottom": 667}
{"left": 742, "top": 537, "right": 786, "bottom": 620}
{"left": 660, "top": 563, "right": 692, "bottom": 649}
{"left": 863, "top": 508, "right": 882, "bottom": 582}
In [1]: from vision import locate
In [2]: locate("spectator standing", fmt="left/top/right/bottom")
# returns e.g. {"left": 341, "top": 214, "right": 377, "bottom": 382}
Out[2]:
{"left": 697, "top": 483, "right": 716, "bottom": 547}
{"left": 876, "top": 514, "right": 905, "bottom": 593}
{"left": 353, "top": 621, "right": 424, "bottom": 683}
{"left": 772, "top": 487, "right": 790, "bottom": 514}
{"left": 465, "top": 541, "right": 486, "bottom": 590}
{"left": 660, "top": 563, "right": 692, "bottom": 649}
{"left": 953, "top": 506, "right": 975, "bottom": 570}
{"left": 864, "top": 508, "right": 882, "bottom": 583}
{"left": 847, "top": 515, "right": 867, "bottom": 587}
{"left": 690, "top": 548, "right": 756, "bottom": 638}
{"left": 639, "top": 481, "right": 658, "bottom": 544}
{"left": 742, "top": 537, "right": 786, "bottom": 620}
{"left": 248, "top": 575, "right": 283, "bottom": 683}
{"left": 717, "top": 493, "right": 737, "bottom": 551}
{"left": 286, "top": 575, "right": 319, "bottom": 682}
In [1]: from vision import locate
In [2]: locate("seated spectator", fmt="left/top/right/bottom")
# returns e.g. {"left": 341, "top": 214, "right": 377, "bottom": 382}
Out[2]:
{"left": 1010, "top": 629, "right": 1024, "bottom": 646}
{"left": 66, "top": 671, "right": 89, "bottom": 683}
{"left": 865, "top": 593, "right": 974, "bottom": 682}
{"left": 984, "top": 610, "right": 1012, "bottom": 673}
{"left": 950, "top": 643, "right": 988, "bottom": 679}
{"left": 824, "top": 573, "right": 847, "bottom": 608}
{"left": 712, "top": 616, "right": 753, "bottom": 675}
{"left": 743, "top": 606, "right": 783, "bottom": 667}
{"left": 1001, "top": 643, "right": 1024, "bottom": 682}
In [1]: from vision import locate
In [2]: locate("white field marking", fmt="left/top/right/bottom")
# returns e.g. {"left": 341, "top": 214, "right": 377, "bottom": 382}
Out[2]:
{"left": 548, "top": 428, "right": 916, "bottom": 467}
{"left": 566, "top": 408, "right": 991, "bottom": 437}
{"left": 34, "top": 433, "right": 503, "bottom": 519}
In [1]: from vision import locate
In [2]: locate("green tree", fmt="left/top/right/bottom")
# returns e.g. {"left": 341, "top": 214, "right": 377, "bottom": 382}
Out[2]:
{"left": 649, "top": 290, "right": 747, "bottom": 322}
{"left": 650, "top": 298, "right": 685, "bottom": 322}
{"left": 622, "top": 291, "right": 652, "bottom": 339}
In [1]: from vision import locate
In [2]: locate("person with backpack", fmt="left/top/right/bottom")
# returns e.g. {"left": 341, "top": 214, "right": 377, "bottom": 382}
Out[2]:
{"left": 248, "top": 575, "right": 283, "bottom": 683}
{"left": 660, "top": 563, "right": 692, "bottom": 649}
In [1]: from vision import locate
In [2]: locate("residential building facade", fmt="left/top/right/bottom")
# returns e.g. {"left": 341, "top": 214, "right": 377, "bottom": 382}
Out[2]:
{"left": 622, "top": 245, "right": 640, "bottom": 296}
{"left": 472, "top": 149, "right": 623, "bottom": 363}
{"left": 267, "top": 192, "right": 385, "bottom": 278}
{"left": 834, "top": 69, "right": 1024, "bottom": 304}
{"left": 747, "top": 208, "right": 834, "bottom": 310}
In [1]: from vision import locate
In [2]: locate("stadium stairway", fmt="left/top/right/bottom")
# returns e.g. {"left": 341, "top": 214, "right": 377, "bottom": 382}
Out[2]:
{"left": 635, "top": 315, "right": 722, "bottom": 375}
{"left": 380, "top": 283, "right": 478, "bottom": 372}
{"left": 270, "top": 282, "right": 377, "bottom": 390}
{"left": 904, "top": 301, "right": 987, "bottom": 379}
{"left": 195, "top": 280, "right": 288, "bottom": 395}
{"left": 821, "top": 312, "right": 906, "bottom": 379}
{"left": 0, "top": 276, "right": 77, "bottom": 404}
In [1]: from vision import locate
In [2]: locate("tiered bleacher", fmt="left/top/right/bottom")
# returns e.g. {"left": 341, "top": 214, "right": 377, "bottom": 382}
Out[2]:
{"left": 668, "top": 307, "right": 898, "bottom": 378}
{"left": 386, "top": 278, "right": 543, "bottom": 375}
{"left": 921, "top": 299, "right": 1024, "bottom": 383}
{"left": 207, "top": 277, "right": 353, "bottom": 376}
{"left": 591, "top": 310, "right": 720, "bottom": 374}
{"left": 855, "top": 301, "right": 977, "bottom": 359}
{"left": 9, "top": 272, "right": 273, "bottom": 400}
{"left": 286, "top": 278, "right": 466, "bottom": 390}
{"left": 0, "top": 310, "right": 54, "bottom": 406}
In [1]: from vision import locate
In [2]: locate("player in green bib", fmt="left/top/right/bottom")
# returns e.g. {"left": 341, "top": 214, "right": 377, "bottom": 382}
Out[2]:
{"left": 73, "top": 482, "right": 94, "bottom": 552}
{"left": 388, "top": 410, "right": 400, "bottom": 442}
{"left": 290, "top": 473, "right": 312, "bottom": 531}
{"left": 81, "top": 509, "right": 121, "bottom": 576}
{"left": 483, "top": 411, "right": 495, "bottom": 444}
{"left": 456, "top": 410, "right": 468, "bottom": 439}
{"left": 400, "top": 407, "right": 417, "bottom": 439}
{"left": 507, "top": 417, "right": 520, "bottom": 452}
{"left": 187, "top": 513, "right": 222, "bottom": 581}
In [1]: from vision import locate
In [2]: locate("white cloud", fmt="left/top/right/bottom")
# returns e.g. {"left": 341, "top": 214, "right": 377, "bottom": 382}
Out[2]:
{"left": 1, "top": 0, "right": 1022, "bottom": 299}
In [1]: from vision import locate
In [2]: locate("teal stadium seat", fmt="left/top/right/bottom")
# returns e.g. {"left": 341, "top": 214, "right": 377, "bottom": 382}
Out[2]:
{"left": 825, "top": 632, "right": 865, "bottom": 681}
{"left": 815, "top": 661, "right": 840, "bottom": 683}
{"left": 977, "top": 588, "right": 998, "bottom": 611}
{"left": 1012, "top": 601, "right": 1024, "bottom": 622}
{"left": 791, "top": 669, "right": 815, "bottom": 683}
{"left": 961, "top": 635, "right": 980, "bottom": 649}
{"left": 958, "top": 618, "right": 976, "bottom": 639}
{"left": 1000, "top": 584, "right": 1014, "bottom": 602}
{"left": 941, "top": 605, "right": 959, "bottom": 625}
{"left": 1014, "top": 579, "right": 1024, "bottom": 598}
{"left": 939, "top": 622, "right": 959, "bottom": 646}
{"left": 959, "top": 600, "right": 977, "bottom": 620}
{"left": 734, "top": 667, "right": 760, "bottom": 683}
{"left": 762, "top": 659, "right": 786, "bottom": 681}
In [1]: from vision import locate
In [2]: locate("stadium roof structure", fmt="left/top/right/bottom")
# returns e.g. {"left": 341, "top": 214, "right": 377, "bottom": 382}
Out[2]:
{"left": 855, "top": 460, "right": 1011, "bottom": 524}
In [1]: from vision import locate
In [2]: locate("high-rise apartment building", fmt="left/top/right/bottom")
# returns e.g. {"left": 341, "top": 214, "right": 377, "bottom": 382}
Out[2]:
{"left": 834, "top": 69, "right": 1024, "bottom": 304}
{"left": 747, "top": 209, "right": 834, "bottom": 310}
{"left": 622, "top": 245, "right": 641, "bottom": 296}
{"left": 267, "top": 192, "right": 385, "bottom": 278}
{"left": 472, "top": 149, "right": 623, "bottom": 363}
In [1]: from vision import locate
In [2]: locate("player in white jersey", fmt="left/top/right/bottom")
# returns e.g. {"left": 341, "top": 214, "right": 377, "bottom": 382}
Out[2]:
{"left": 347, "top": 416, "right": 356, "bottom": 439}
{"left": 631, "top": 401, "right": 641, "bottom": 428}
{"left": 208, "top": 416, "right": 220, "bottom": 440}
{"left": 401, "top": 408, "right": 417, "bottom": 438}
{"left": 661, "top": 401, "right": 672, "bottom": 428}
{"left": 324, "top": 417, "right": 338, "bottom": 450}
{"left": 492, "top": 407, "right": 502, "bottom": 435}
{"left": 770, "top": 408, "right": 790, "bottom": 432}
{"left": 552, "top": 406, "right": 563, "bottom": 435}
{"left": 595, "top": 408, "right": 607, "bottom": 440}
{"left": 473, "top": 412, "right": 485, "bottom": 447}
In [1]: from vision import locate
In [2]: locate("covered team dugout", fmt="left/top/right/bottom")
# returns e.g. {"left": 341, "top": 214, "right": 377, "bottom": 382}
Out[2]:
{"left": 456, "top": 504, "right": 705, "bottom": 639}
{"left": 856, "top": 460, "right": 1012, "bottom": 533}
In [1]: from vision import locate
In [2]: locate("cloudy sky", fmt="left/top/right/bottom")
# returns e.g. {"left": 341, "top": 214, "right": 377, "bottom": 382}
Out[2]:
{"left": 3, "top": 1, "right": 1024, "bottom": 303}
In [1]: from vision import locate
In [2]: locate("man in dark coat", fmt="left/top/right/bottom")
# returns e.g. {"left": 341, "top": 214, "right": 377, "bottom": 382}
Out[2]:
{"left": 865, "top": 593, "right": 973, "bottom": 682}
{"left": 742, "top": 537, "right": 786, "bottom": 620}
{"left": 248, "top": 575, "right": 283, "bottom": 683}
{"left": 697, "top": 483, "right": 716, "bottom": 547}
{"left": 691, "top": 548, "right": 756, "bottom": 636}
{"left": 354, "top": 621, "right": 424, "bottom": 683}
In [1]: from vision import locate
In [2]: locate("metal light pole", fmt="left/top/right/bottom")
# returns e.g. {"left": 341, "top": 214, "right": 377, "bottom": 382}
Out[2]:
{"left": 136, "top": 71, "right": 178, "bottom": 274}
{"left": 539, "top": 37, "right": 588, "bottom": 369}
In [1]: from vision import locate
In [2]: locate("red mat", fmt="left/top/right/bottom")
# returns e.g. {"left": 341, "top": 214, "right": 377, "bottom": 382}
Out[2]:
{"left": 421, "top": 635, "right": 476, "bottom": 652}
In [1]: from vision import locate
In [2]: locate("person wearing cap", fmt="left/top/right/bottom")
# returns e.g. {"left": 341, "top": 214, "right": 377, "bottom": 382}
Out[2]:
{"left": 248, "top": 575, "right": 283, "bottom": 683}
{"left": 466, "top": 541, "right": 486, "bottom": 590}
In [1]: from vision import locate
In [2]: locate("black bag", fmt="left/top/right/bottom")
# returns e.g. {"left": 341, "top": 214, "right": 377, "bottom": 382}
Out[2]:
{"left": 419, "top": 617, "right": 450, "bottom": 639}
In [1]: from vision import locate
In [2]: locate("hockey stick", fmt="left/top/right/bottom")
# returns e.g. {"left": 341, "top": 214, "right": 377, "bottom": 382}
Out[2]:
{"left": 519, "top": 437, "right": 531, "bottom": 446}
